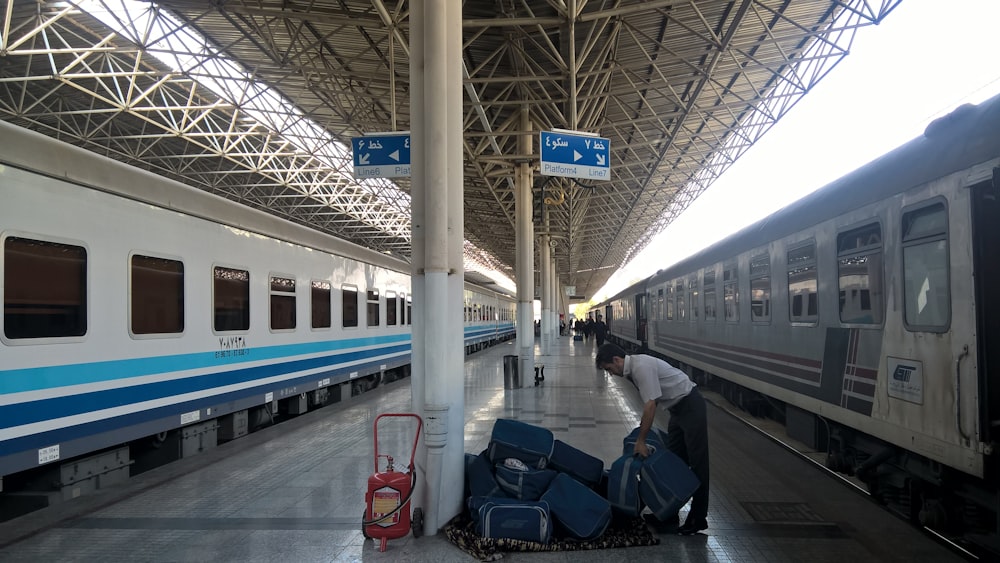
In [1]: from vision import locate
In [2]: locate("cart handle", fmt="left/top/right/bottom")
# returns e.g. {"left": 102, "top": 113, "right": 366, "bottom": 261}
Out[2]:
{"left": 373, "top": 413, "right": 423, "bottom": 471}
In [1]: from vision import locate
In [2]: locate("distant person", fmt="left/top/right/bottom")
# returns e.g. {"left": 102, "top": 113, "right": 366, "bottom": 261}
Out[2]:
{"left": 595, "top": 343, "right": 709, "bottom": 535}
{"left": 584, "top": 316, "right": 594, "bottom": 341}
{"left": 594, "top": 315, "right": 608, "bottom": 346}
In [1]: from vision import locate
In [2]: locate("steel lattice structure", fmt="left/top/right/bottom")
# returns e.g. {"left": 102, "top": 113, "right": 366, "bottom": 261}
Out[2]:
{"left": 0, "top": 0, "right": 901, "bottom": 301}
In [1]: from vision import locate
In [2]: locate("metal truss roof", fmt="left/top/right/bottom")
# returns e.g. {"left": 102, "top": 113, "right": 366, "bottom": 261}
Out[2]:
{"left": 0, "top": 0, "right": 900, "bottom": 302}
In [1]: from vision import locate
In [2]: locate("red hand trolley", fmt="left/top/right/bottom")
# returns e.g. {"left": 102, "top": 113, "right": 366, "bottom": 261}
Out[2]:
{"left": 362, "top": 413, "right": 424, "bottom": 552}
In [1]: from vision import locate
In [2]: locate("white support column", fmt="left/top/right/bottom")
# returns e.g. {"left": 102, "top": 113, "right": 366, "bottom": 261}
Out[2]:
{"left": 540, "top": 230, "right": 551, "bottom": 355}
{"left": 516, "top": 108, "right": 535, "bottom": 386}
{"left": 409, "top": 0, "right": 463, "bottom": 535}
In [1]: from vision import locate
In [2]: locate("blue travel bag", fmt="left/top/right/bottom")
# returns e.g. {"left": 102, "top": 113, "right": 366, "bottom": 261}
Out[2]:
{"left": 622, "top": 426, "right": 667, "bottom": 456}
{"left": 548, "top": 439, "right": 605, "bottom": 487}
{"left": 540, "top": 472, "right": 612, "bottom": 541}
{"left": 487, "top": 418, "right": 554, "bottom": 469}
{"left": 638, "top": 448, "right": 700, "bottom": 520}
{"left": 494, "top": 463, "right": 558, "bottom": 501}
{"left": 472, "top": 497, "right": 553, "bottom": 543}
{"left": 606, "top": 453, "right": 644, "bottom": 517}
{"left": 465, "top": 450, "right": 508, "bottom": 499}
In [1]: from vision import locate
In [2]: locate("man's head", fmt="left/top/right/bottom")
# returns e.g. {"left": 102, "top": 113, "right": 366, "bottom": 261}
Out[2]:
{"left": 595, "top": 343, "right": 627, "bottom": 376}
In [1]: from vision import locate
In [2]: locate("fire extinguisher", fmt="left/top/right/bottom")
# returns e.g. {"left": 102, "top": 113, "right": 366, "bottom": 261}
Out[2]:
{"left": 362, "top": 413, "right": 423, "bottom": 552}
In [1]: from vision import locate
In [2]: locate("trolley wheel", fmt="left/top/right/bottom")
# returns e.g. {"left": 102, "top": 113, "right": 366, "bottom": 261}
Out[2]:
{"left": 411, "top": 507, "right": 424, "bottom": 538}
{"left": 362, "top": 511, "right": 371, "bottom": 539}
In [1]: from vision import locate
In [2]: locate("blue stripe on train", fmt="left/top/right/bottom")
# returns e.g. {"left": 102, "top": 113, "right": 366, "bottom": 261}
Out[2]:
{"left": 0, "top": 344, "right": 410, "bottom": 429}
{"left": 0, "top": 355, "right": 404, "bottom": 457}
{"left": 0, "top": 334, "right": 411, "bottom": 395}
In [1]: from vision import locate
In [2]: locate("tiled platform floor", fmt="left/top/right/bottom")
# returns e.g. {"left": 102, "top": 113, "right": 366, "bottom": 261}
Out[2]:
{"left": 0, "top": 334, "right": 963, "bottom": 562}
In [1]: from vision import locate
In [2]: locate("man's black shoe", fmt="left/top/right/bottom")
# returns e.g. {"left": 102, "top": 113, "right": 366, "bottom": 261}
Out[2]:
{"left": 642, "top": 513, "right": 679, "bottom": 533}
{"left": 677, "top": 518, "right": 708, "bottom": 535}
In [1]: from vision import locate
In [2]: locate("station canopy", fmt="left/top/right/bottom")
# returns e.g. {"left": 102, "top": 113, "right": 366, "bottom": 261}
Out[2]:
{"left": 0, "top": 0, "right": 900, "bottom": 301}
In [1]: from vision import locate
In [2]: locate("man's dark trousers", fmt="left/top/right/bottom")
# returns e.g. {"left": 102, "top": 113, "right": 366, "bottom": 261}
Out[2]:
{"left": 665, "top": 386, "right": 709, "bottom": 522}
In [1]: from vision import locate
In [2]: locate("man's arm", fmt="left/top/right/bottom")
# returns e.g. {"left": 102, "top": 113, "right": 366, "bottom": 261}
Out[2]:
{"left": 633, "top": 399, "right": 658, "bottom": 457}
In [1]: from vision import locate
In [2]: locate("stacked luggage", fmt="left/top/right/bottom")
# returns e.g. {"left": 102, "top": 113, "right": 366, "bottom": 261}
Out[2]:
{"left": 464, "top": 419, "right": 700, "bottom": 543}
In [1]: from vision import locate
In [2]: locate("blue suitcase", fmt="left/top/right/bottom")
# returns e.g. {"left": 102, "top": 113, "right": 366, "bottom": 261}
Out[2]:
{"left": 638, "top": 448, "right": 700, "bottom": 520}
{"left": 606, "top": 453, "right": 644, "bottom": 517}
{"left": 548, "top": 439, "right": 605, "bottom": 487}
{"left": 487, "top": 419, "right": 554, "bottom": 469}
{"left": 540, "top": 472, "right": 612, "bottom": 541}
{"left": 622, "top": 426, "right": 667, "bottom": 456}
{"left": 494, "top": 464, "right": 558, "bottom": 501}
{"left": 465, "top": 451, "right": 508, "bottom": 499}
{"left": 473, "top": 497, "right": 553, "bottom": 544}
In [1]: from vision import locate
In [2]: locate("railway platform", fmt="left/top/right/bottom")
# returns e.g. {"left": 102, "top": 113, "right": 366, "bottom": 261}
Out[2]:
{"left": 0, "top": 334, "right": 964, "bottom": 562}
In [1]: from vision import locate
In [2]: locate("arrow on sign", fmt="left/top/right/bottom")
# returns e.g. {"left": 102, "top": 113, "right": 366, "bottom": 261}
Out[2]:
{"left": 359, "top": 153, "right": 370, "bottom": 165}
{"left": 389, "top": 150, "right": 400, "bottom": 162}
{"left": 573, "top": 150, "right": 582, "bottom": 162}
{"left": 596, "top": 154, "right": 605, "bottom": 166}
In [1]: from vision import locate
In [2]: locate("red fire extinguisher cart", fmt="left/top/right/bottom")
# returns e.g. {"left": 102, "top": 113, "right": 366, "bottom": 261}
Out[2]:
{"left": 362, "top": 413, "right": 424, "bottom": 552}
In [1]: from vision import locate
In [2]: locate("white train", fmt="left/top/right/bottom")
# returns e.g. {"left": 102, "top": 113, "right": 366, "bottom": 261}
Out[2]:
{"left": 0, "top": 121, "right": 514, "bottom": 512}
{"left": 597, "top": 94, "right": 1000, "bottom": 553}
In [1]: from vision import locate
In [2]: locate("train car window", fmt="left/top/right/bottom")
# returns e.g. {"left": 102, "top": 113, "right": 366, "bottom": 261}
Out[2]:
{"left": 407, "top": 296, "right": 412, "bottom": 325}
{"left": 675, "top": 280, "right": 686, "bottom": 321}
{"left": 213, "top": 266, "right": 250, "bottom": 332}
{"left": 837, "top": 223, "right": 883, "bottom": 324}
{"left": 367, "top": 288, "right": 380, "bottom": 327}
{"left": 902, "top": 202, "right": 950, "bottom": 331}
{"left": 342, "top": 285, "right": 359, "bottom": 328}
{"left": 703, "top": 269, "right": 717, "bottom": 321}
{"left": 269, "top": 275, "right": 296, "bottom": 331}
{"left": 787, "top": 243, "right": 818, "bottom": 324}
{"left": 4, "top": 236, "right": 87, "bottom": 339}
{"left": 750, "top": 253, "right": 771, "bottom": 323}
{"left": 688, "top": 274, "right": 699, "bottom": 321}
{"left": 311, "top": 280, "right": 331, "bottom": 329}
{"left": 386, "top": 291, "right": 398, "bottom": 326}
{"left": 666, "top": 283, "right": 674, "bottom": 320}
{"left": 399, "top": 292, "right": 407, "bottom": 325}
{"left": 655, "top": 288, "right": 664, "bottom": 321}
{"left": 131, "top": 254, "right": 183, "bottom": 335}
{"left": 724, "top": 260, "right": 739, "bottom": 322}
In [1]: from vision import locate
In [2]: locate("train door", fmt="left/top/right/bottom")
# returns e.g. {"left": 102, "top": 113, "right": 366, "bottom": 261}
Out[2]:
{"left": 971, "top": 173, "right": 1000, "bottom": 443}
{"left": 635, "top": 293, "right": 647, "bottom": 348}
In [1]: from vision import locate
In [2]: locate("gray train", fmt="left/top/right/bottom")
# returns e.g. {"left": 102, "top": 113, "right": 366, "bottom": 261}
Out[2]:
{"left": 0, "top": 121, "right": 515, "bottom": 520}
{"left": 596, "top": 93, "right": 1000, "bottom": 553}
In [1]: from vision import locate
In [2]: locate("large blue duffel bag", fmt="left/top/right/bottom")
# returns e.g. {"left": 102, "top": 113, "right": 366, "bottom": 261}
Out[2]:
{"left": 471, "top": 496, "right": 553, "bottom": 544}
{"left": 487, "top": 419, "right": 554, "bottom": 469}
{"left": 638, "top": 448, "right": 700, "bottom": 520}
{"left": 494, "top": 463, "right": 558, "bottom": 501}
{"left": 465, "top": 450, "right": 509, "bottom": 499}
{"left": 622, "top": 426, "right": 667, "bottom": 457}
{"left": 540, "top": 472, "right": 612, "bottom": 541}
{"left": 548, "top": 439, "right": 604, "bottom": 487}
{"left": 606, "top": 453, "right": 644, "bottom": 517}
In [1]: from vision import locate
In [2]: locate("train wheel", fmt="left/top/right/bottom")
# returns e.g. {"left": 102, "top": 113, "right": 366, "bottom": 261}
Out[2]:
{"left": 411, "top": 507, "right": 424, "bottom": 538}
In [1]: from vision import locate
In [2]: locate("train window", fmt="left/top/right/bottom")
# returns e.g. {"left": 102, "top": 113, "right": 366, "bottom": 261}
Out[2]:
{"left": 675, "top": 280, "right": 686, "bottom": 321}
{"left": 407, "top": 296, "right": 412, "bottom": 325}
{"left": 131, "top": 254, "right": 184, "bottom": 335}
{"left": 703, "top": 269, "right": 716, "bottom": 321}
{"left": 367, "top": 288, "right": 380, "bottom": 327}
{"left": 386, "top": 291, "right": 398, "bottom": 325}
{"left": 666, "top": 283, "right": 674, "bottom": 320}
{"left": 311, "top": 280, "right": 331, "bottom": 329}
{"left": 655, "top": 288, "right": 664, "bottom": 321}
{"left": 342, "top": 285, "right": 359, "bottom": 328}
{"left": 837, "top": 223, "right": 883, "bottom": 324}
{"left": 787, "top": 243, "right": 818, "bottom": 324}
{"left": 723, "top": 260, "right": 739, "bottom": 322}
{"left": 902, "top": 202, "right": 950, "bottom": 330}
{"left": 214, "top": 266, "right": 250, "bottom": 332}
{"left": 270, "top": 275, "right": 296, "bottom": 331}
{"left": 688, "top": 275, "right": 699, "bottom": 321}
{"left": 750, "top": 253, "right": 771, "bottom": 323}
{"left": 4, "top": 236, "right": 87, "bottom": 339}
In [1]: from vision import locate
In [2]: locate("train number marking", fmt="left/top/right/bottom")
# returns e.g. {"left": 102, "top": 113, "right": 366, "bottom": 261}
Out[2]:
{"left": 38, "top": 445, "right": 60, "bottom": 465}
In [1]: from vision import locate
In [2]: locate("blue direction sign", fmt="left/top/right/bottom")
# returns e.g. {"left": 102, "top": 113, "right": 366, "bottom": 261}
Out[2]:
{"left": 352, "top": 132, "right": 411, "bottom": 178}
{"left": 539, "top": 130, "right": 610, "bottom": 180}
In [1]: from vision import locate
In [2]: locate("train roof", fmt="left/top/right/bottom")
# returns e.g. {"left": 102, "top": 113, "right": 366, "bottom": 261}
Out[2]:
{"left": 646, "top": 92, "right": 1000, "bottom": 285}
